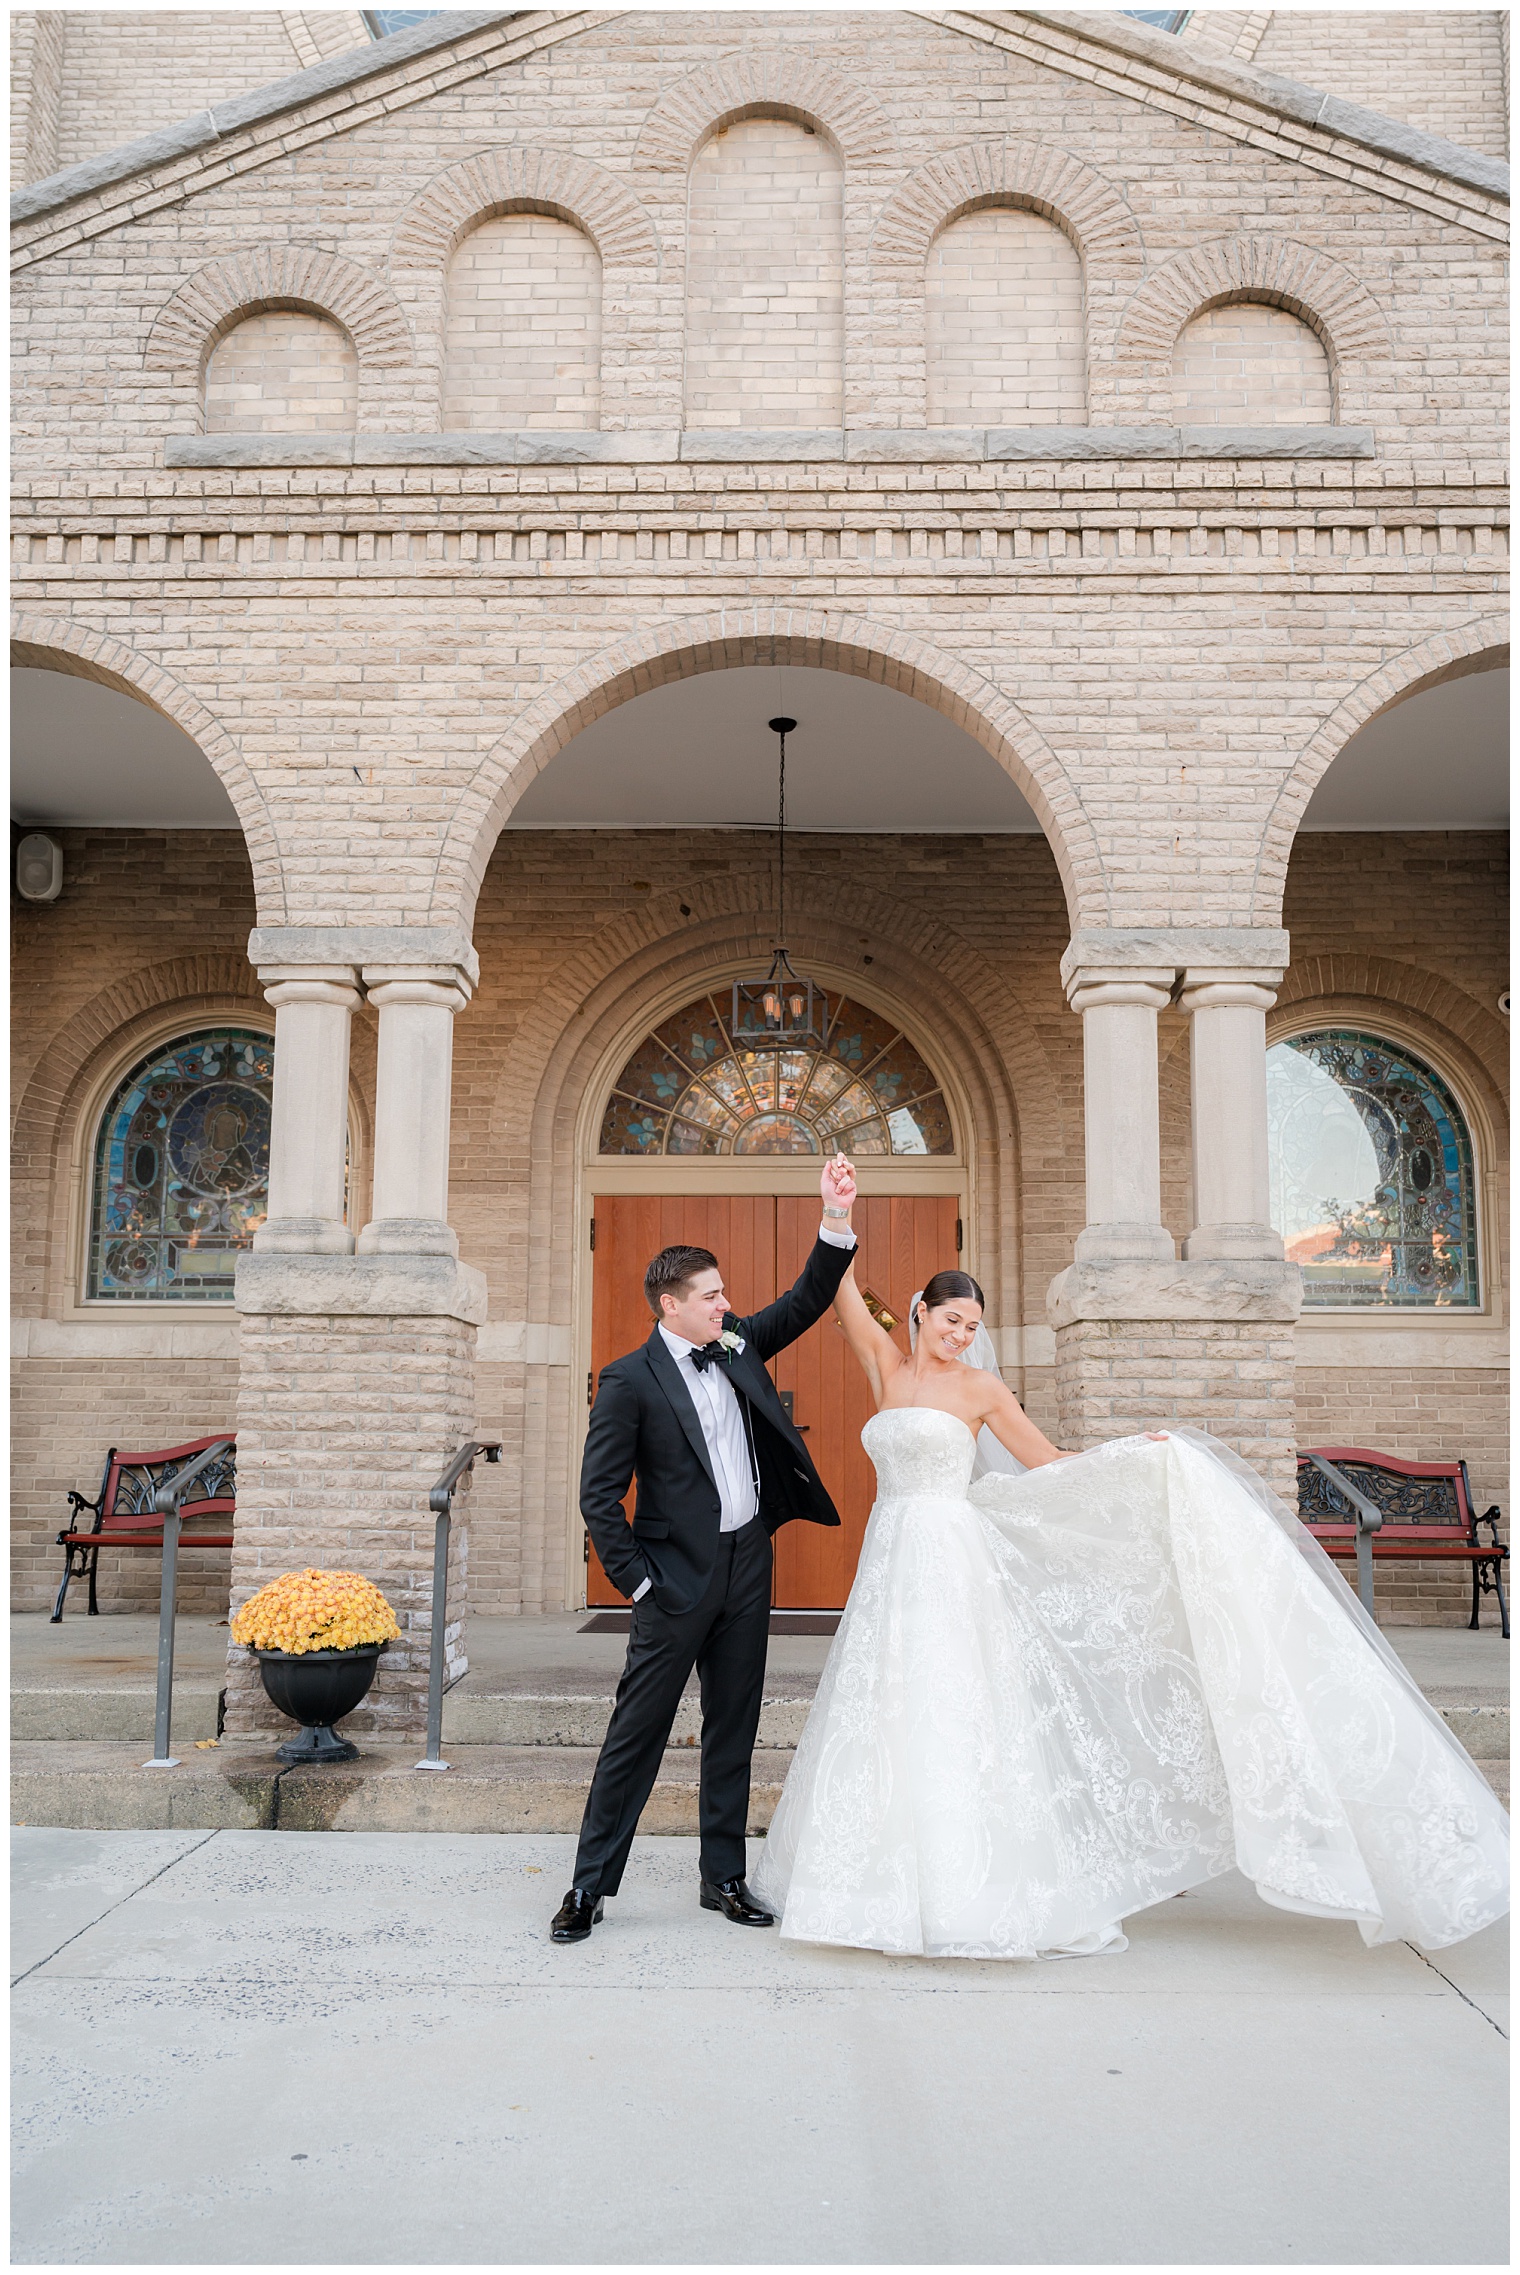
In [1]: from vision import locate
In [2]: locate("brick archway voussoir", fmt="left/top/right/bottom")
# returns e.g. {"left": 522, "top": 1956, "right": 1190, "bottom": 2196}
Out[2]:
{"left": 634, "top": 50, "right": 896, "bottom": 171}
{"left": 144, "top": 245, "right": 413, "bottom": 372}
{"left": 870, "top": 139, "right": 1144, "bottom": 276}
{"left": 391, "top": 146, "right": 660, "bottom": 272}
{"left": 1273, "top": 957, "right": 1510, "bottom": 1111}
{"left": 10, "top": 614, "right": 287, "bottom": 922}
{"left": 1116, "top": 235, "right": 1392, "bottom": 368}
{"left": 12, "top": 955, "right": 263, "bottom": 1207}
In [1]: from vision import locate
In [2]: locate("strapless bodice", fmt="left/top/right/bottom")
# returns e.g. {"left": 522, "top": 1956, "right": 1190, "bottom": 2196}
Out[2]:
{"left": 861, "top": 1406, "right": 977, "bottom": 1498}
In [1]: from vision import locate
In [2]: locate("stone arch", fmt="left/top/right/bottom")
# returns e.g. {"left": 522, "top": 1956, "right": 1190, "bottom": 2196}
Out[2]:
{"left": 634, "top": 50, "right": 897, "bottom": 172}
{"left": 391, "top": 147, "right": 659, "bottom": 273}
{"left": 1266, "top": 964, "right": 1508, "bottom": 1306}
{"left": 871, "top": 140, "right": 1144, "bottom": 280}
{"left": 430, "top": 609, "right": 1107, "bottom": 934}
{"left": 1271, "top": 959, "right": 1509, "bottom": 1119}
{"left": 11, "top": 954, "right": 265, "bottom": 1312}
{"left": 462, "top": 877, "right": 1077, "bottom": 1611}
{"left": 1116, "top": 235, "right": 1391, "bottom": 378}
{"left": 143, "top": 247, "right": 412, "bottom": 376}
{"left": 1253, "top": 616, "right": 1509, "bottom": 920}
{"left": 476, "top": 871, "right": 1075, "bottom": 1330}
{"left": 9, "top": 613, "right": 286, "bottom": 922}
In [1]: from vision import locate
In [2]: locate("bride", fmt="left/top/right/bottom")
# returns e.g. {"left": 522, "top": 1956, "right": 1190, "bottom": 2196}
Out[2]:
{"left": 750, "top": 1261, "right": 1509, "bottom": 1960}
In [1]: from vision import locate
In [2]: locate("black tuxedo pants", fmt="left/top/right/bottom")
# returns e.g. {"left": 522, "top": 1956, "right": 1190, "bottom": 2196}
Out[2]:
{"left": 572, "top": 1518, "right": 772, "bottom": 1895}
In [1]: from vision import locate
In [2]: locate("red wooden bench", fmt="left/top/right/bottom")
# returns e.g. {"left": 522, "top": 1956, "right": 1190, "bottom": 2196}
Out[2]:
{"left": 51, "top": 1435, "right": 237, "bottom": 1621}
{"left": 1297, "top": 1445, "right": 1508, "bottom": 1636}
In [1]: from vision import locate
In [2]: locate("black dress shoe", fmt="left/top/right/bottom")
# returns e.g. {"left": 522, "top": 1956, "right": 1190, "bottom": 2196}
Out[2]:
{"left": 699, "top": 1875, "right": 775, "bottom": 1926}
{"left": 550, "top": 1887, "right": 604, "bottom": 1942}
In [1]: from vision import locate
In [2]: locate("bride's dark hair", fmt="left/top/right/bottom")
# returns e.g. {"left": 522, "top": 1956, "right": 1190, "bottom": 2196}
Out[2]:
{"left": 915, "top": 1269, "right": 985, "bottom": 1325}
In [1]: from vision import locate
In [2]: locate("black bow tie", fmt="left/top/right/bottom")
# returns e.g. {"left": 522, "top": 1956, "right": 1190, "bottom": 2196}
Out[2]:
{"left": 690, "top": 1342, "right": 727, "bottom": 1373}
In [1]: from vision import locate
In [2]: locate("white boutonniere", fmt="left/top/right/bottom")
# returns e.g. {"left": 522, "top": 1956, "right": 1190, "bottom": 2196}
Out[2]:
{"left": 719, "top": 1330, "right": 745, "bottom": 1356}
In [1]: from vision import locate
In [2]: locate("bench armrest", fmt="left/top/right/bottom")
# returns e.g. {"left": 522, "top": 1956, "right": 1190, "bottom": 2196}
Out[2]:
{"left": 64, "top": 1490, "right": 102, "bottom": 1527}
{"left": 1304, "top": 1453, "right": 1383, "bottom": 1534}
{"left": 1474, "top": 1505, "right": 1506, "bottom": 1547}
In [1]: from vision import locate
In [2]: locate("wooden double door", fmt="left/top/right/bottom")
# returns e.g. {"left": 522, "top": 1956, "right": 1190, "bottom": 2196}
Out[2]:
{"left": 585, "top": 1193, "right": 960, "bottom": 1608}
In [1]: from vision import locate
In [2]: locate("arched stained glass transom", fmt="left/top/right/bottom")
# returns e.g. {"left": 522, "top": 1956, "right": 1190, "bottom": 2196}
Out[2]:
{"left": 600, "top": 990, "right": 955, "bottom": 1157}
{"left": 1266, "top": 1030, "right": 1479, "bottom": 1309}
{"left": 88, "top": 1029, "right": 274, "bottom": 1301}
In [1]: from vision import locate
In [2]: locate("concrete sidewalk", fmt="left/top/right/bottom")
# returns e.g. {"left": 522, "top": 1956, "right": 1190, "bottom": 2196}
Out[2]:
{"left": 11, "top": 1827, "right": 1509, "bottom": 2266}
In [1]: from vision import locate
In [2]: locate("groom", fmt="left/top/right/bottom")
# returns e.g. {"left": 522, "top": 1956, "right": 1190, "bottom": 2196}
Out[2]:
{"left": 551, "top": 1153, "right": 858, "bottom": 1941}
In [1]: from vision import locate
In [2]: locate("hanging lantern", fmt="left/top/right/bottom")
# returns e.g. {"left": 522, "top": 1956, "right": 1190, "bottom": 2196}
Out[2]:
{"left": 731, "top": 717, "right": 827, "bottom": 1049}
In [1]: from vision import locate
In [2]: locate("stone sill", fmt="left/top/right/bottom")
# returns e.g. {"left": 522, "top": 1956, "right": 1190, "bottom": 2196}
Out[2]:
{"left": 165, "top": 426, "right": 1375, "bottom": 470}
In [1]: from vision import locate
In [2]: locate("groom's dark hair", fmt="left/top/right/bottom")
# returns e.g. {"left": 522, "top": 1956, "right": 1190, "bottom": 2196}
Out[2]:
{"left": 644, "top": 1244, "right": 721, "bottom": 1318}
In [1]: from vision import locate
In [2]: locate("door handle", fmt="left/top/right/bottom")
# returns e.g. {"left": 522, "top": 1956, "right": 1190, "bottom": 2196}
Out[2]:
{"left": 777, "top": 1389, "right": 809, "bottom": 1431}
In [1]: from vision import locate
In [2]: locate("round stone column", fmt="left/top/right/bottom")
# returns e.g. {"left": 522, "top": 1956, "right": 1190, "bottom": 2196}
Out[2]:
{"left": 357, "top": 967, "right": 472, "bottom": 1258}
{"left": 252, "top": 966, "right": 360, "bottom": 1256}
{"left": 1049, "top": 930, "right": 1301, "bottom": 1496}
{"left": 1179, "top": 968, "right": 1286, "bottom": 1263}
{"left": 1068, "top": 968, "right": 1176, "bottom": 1263}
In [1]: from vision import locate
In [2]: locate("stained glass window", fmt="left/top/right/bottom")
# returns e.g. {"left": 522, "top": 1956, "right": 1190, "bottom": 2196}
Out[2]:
{"left": 1266, "top": 1030, "right": 1479, "bottom": 1309}
{"left": 87, "top": 1029, "right": 274, "bottom": 1301}
{"left": 363, "top": 10, "right": 441, "bottom": 35}
{"left": 600, "top": 990, "right": 955, "bottom": 1157}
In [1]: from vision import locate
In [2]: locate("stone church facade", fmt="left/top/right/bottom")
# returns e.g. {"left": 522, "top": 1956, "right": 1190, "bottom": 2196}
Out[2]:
{"left": 11, "top": 9, "right": 1508, "bottom": 1736}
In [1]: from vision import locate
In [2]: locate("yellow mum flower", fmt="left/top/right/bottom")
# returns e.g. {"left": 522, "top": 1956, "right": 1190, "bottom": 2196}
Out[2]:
{"left": 230, "top": 1568, "right": 400, "bottom": 1654}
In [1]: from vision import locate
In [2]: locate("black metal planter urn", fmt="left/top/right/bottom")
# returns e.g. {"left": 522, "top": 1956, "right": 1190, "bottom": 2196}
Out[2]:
{"left": 255, "top": 1643, "right": 385, "bottom": 1764}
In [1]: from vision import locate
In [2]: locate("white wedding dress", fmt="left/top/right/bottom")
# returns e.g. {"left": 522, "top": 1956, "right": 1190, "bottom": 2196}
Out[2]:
{"left": 750, "top": 1413, "right": 1509, "bottom": 1959}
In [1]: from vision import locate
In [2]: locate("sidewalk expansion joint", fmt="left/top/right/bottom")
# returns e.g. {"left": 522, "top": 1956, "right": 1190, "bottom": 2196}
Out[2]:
{"left": 10, "top": 1828, "right": 219, "bottom": 1988}
{"left": 1402, "top": 1940, "right": 1508, "bottom": 2039}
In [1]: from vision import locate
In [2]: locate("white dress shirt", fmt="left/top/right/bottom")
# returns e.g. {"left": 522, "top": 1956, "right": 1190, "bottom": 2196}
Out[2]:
{"left": 659, "top": 1322, "right": 760, "bottom": 1535}
{"left": 630, "top": 1222, "right": 856, "bottom": 1602}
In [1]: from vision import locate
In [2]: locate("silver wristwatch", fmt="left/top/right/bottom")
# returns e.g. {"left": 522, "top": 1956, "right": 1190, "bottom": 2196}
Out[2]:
{"left": 822, "top": 1205, "right": 851, "bottom": 1219}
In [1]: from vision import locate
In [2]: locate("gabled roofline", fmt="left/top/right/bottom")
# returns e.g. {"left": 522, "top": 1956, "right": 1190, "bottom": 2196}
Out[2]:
{"left": 10, "top": 4, "right": 1508, "bottom": 237}
{"left": 981, "top": 10, "right": 1508, "bottom": 200}
{"left": 10, "top": 10, "right": 523, "bottom": 224}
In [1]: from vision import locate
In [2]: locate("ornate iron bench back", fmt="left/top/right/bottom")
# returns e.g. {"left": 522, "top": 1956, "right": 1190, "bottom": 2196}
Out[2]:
{"left": 100, "top": 1440, "right": 238, "bottom": 1531}
{"left": 1298, "top": 1460, "right": 1462, "bottom": 1534}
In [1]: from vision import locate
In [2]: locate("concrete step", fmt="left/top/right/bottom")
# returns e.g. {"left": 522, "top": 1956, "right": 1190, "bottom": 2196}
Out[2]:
{"left": 11, "top": 1738, "right": 1507, "bottom": 1836}
{"left": 11, "top": 1686, "right": 223, "bottom": 1743}
{"left": 440, "top": 1690, "right": 813, "bottom": 1748}
{"left": 13, "top": 1682, "right": 1506, "bottom": 1755}
{"left": 10, "top": 1742, "right": 786, "bottom": 1836}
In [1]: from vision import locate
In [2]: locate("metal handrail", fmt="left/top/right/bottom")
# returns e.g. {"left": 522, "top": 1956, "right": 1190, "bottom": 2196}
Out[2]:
{"left": 1304, "top": 1451, "right": 1383, "bottom": 1618}
{"left": 415, "top": 1440, "right": 501, "bottom": 1771}
{"left": 143, "top": 1438, "right": 235, "bottom": 1770}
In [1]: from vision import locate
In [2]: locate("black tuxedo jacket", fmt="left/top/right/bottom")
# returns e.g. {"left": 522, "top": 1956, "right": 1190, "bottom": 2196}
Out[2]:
{"left": 579, "top": 1234, "right": 855, "bottom": 1613}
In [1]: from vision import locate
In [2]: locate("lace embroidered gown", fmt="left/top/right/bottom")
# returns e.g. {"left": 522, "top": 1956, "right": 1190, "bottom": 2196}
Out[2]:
{"left": 749, "top": 1412, "right": 1508, "bottom": 1960}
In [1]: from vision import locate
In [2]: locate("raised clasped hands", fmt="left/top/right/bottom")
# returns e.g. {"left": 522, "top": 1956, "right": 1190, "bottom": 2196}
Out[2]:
{"left": 822, "top": 1151, "right": 857, "bottom": 1210}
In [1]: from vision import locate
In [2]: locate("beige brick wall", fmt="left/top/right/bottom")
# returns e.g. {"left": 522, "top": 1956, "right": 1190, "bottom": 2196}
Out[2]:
{"left": 12, "top": 12, "right": 1507, "bottom": 463}
{"left": 10, "top": 10, "right": 65, "bottom": 189}
{"left": 1172, "top": 301, "right": 1333, "bottom": 425}
{"left": 926, "top": 204, "right": 1086, "bottom": 425}
{"left": 442, "top": 213, "right": 603, "bottom": 431}
{"left": 45, "top": 10, "right": 362, "bottom": 173}
{"left": 1058, "top": 1318, "right": 1300, "bottom": 1499}
{"left": 683, "top": 114, "right": 845, "bottom": 429}
{"left": 12, "top": 1352, "right": 240, "bottom": 1616}
{"left": 203, "top": 309, "right": 359, "bottom": 435}
{"left": 1251, "top": 9, "right": 1508, "bottom": 161}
